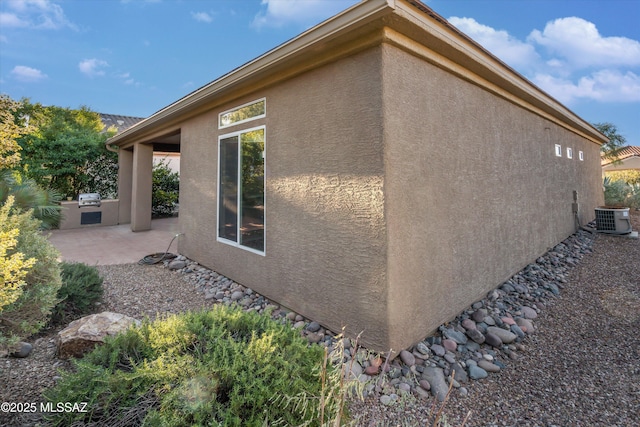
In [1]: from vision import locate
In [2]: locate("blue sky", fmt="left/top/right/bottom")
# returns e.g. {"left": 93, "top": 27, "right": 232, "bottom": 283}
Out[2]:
{"left": 1, "top": 0, "right": 639, "bottom": 146}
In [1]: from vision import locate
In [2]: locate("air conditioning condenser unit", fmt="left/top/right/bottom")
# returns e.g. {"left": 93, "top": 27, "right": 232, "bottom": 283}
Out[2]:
{"left": 595, "top": 207, "right": 632, "bottom": 234}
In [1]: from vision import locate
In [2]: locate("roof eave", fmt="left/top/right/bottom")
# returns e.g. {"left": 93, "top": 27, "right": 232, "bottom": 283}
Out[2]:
{"left": 107, "top": 0, "right": 608, "bottom": 148}
{"left": 107, "top": 0, "right": 395, "bottom": 147}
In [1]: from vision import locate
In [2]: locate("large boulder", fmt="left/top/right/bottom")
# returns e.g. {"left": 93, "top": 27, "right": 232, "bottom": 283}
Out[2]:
{"left": 56, "top": 312, "right": 140, "bottom": 359}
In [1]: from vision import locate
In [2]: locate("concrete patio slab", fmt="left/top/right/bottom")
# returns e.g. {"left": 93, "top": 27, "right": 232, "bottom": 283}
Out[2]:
{"left": 47, "top": 217, "right": 182, "bottom": 265}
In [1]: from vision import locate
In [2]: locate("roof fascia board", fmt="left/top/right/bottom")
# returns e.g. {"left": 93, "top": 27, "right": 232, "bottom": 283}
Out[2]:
{"left": 108, "top": 0, "right": 607, "bottom": 148}
{"left": 108, "top": 0, "right": 394, "bottom": 147}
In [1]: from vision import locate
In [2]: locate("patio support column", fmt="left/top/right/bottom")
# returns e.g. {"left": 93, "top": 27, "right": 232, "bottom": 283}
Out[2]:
{"left": 131, "top": 142, "right": 153, "bottom": 232}
{"left": 117, "top": 148, "right": 133, "bottom": 224}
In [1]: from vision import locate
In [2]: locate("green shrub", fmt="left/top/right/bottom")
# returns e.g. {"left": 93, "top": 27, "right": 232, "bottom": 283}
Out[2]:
{"left": 51, "top": 262, "right": 103, "bottom": 324}
{"left": 0, "top": 197, "right": 36, "bottom": 312}
{"left": 604, "top": 170, "right": 640, "bottom": 186}
{"left": 44, "top": 306, "right": 344, "bottom": 426}
{"left": 0, "top": 170, "right": 62, "bottom": 229}
{"left": 603, "top": 176, "right": 640, "bottom": 209}
{"left": 628, "top": 183, "right": 640, "bottom": 209}
{"left": 152, "top": 158, "right": 179, "bottom": 218}
{"left": 604, "top": 176, "right": 630, "bottom": 207}
{"left": 0, "top": 197, "right": 62, "bottom": 350}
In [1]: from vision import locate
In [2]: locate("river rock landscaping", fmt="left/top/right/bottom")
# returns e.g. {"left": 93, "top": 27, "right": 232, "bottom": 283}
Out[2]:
{"left": 1, "top": 211, "right": 638, "bottom": 426}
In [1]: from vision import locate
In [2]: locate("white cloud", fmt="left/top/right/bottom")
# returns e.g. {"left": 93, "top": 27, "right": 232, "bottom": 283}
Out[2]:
{"left": 0, "top": 0, "right": 77, "bottom": 30}
{"left": 11, "top": 65, "right": 48, "bottom": 82}
{"left": 449, "top": 17, "right": 540, "bottom": 70}
{"left": 191, "top": 11, "right": 213, "bottom": 23}
{"left": 252, "top": 0, "right": 356, "bottom": 29}
{"left": 447, "top": 14, "right": 640, "bottom": 106}
{"left": 0, "top": 12, "right": 27, "bottom": 28}
{"left": 534, "top": 70, "right": 640, "bottom": 104}
{"left": 528, "top": 17, "right": 640, "bottom": 69}
{"left": 115, "top": 72, "right": 138, "bottom": 86}
{"left": 79, "top": 58, "right": 109, "bottom": 77}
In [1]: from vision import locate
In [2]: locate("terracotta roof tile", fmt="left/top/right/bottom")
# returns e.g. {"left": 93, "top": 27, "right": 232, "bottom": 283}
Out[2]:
{"left": 601, "top": 146, "right": 640, "bottom": 165}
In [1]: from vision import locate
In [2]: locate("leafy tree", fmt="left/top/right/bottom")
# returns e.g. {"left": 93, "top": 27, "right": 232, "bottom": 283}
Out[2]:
{"left": 16, "top": 100, "right": 117, "bottom": 199}
{"left": 84, "top": 152, "right": 119, "bottom": 199}
{"left": 152, "top": 158, "right": 179, "bottom": 217}
{"left": 594, "top": 122, "right": 627, "bottom": 164}
{"left": 0, "top": 95, "right": 28, "bottom": 170}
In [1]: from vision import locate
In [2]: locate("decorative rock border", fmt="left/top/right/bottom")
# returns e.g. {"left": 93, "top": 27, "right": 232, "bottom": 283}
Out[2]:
{"left": 166, "top": 225, "right": 596, "bottom": 403}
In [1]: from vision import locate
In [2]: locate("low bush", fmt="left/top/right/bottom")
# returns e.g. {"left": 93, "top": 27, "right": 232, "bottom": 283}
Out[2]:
{"left": 603, "top": 176, "right": 640, "bottom": 209}
{"left": 626, "top": 183, "right": 640, "bottom": 210}
{"left": 44, "top": 306, "right": 345, "bottom": 426}
{"left": 152, "top": 159, "right": 179, "bottom": 218}
{"left": 0, "top": 170, "right": 62, "bottom": 229}
{"left": 0, "top": 197, "right": 36, "bottom": 313}
{"left": 604, "top": 170, "right": 640, "bottom": 186}
{"left": 0, "top": 197, "right": 62, "bottom": 350}
{"left": 51, "top": 262, "right": 103, "bottom": 324}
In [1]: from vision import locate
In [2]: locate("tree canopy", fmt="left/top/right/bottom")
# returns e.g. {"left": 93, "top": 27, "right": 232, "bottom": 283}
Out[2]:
{"left": 0, "top": 95, "right": 28, "bottom": 170}
{"left": 14, "top": 99, "right": 117, "bottom": 199}
{"left": 593, "top": 122, "right": 627, "bottom": 164}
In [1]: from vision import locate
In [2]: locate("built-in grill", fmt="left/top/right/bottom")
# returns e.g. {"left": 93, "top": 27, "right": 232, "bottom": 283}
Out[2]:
{"left": 78, "top": 193, "right": 101, "bottom": 208}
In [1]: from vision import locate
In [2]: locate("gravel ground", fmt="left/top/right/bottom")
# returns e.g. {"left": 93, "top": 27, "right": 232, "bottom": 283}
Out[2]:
{"left": 350, "top": 210, "right": 640, "bottom": 427}
{"left": 0, "top": 264, "right": 217, "bottom": 427}
{"left": 1, "top": 212, "right": 638, "bottom": 426}
{"left": 441, "top": 211, "right": 640, "bottom": 427}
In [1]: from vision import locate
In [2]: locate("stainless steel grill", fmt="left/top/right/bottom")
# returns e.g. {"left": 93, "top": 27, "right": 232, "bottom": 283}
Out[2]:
{"left": 78, "top": 193, "right": 101, "bottom": 208}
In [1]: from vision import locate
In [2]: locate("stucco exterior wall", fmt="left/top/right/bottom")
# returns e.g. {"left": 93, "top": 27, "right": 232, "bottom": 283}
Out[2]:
{"left": 602, "top": 157, "right": 640, "bottom": 172}
{"left": 178, "top": 42, "right": 603, "bottom": 353}
{"left": 179, "top": 48, "right": 389, "bottom": 348}
{"left": 381, "top": 43, "right": 604, "bottom": 351}
{"left": 109, "top": 1, "right": 608, "bottom": 354}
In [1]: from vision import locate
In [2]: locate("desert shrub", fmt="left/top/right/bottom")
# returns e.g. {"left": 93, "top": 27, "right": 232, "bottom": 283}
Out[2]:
{"left": 0, "top": 197, "right": 62, "bottom": 350}
{"left": 603, "top": 176, "right": 630, "bottom": 207}
{"left": 0, "top": 197, "right": 36, "bottom": 312}
{"left": 51, "top": 262, "right": 103, "bottom": 324}
{"left": 627, "top": 183, "right": 640, "bottom": 209}
{"left": 0, "top": 170, "right": 62, "bottom": 229}
{"left": 152, "top": 158, "right": 179, "bottom": 217}
{"left": 44, "top": 306, "right": 345, "bottom": 426}
{"left": 603, "top": 176, "right": 640, "bottom": 209}
{"left": 604, "top": 170, "right": 640, "bottom": 186}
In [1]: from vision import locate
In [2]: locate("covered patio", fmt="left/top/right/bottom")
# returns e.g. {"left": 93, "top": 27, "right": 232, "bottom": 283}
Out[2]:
{"left": 115, "top": 130, "right": 181, "bottom": 232}
{"left": 48, "top": 217, "right": 181, "bottom": 265}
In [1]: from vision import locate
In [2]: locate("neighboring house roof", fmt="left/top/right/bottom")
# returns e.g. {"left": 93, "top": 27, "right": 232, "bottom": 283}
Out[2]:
{"left": 601, "top": 146, "right": 640, "bottom": 166}
{"left": 107, "top": 0, "right": 608, "bottom": 149}
{"left": 100, "top": 113, "right": 145, "bottom": 134}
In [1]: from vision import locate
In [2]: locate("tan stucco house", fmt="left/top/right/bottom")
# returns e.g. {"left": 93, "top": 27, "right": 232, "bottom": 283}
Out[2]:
{"left": 601, "top": 146, "right": 640, "bottom": 175}
{"left": 107, "top": 0, "right": 606, "bottom": 353}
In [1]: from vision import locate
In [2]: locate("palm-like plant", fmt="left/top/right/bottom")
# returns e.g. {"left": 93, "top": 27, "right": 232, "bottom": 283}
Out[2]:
{"left": 0, "top": 170, "right": 62, "bottom": 229}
